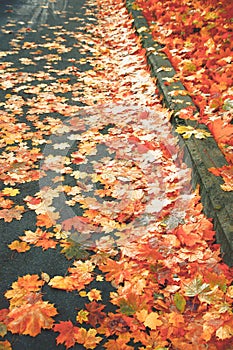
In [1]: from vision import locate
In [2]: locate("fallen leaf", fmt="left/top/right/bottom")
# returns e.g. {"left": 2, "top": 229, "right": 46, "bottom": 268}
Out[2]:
{"left": 75, "top": 328, "right": 102, "bottom": 349}
{"left": 144, "top": 312, "right": 163, "bottom": 330}
{"left": 54, "top": 321, "right": 80, "bottom": 349}
{"left": 8, "top": 240, "right": 30, "bottom": 253}
{"left": 2, "top": 188, "right": 20, "bottom": 196}
{"left": 7, "top": 301, "right": 57, "bottom": 336}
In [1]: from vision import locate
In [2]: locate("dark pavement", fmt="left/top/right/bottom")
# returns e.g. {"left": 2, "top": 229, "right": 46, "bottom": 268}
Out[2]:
{"left": 0, "top": 1, "right": 116, "bottom": 349}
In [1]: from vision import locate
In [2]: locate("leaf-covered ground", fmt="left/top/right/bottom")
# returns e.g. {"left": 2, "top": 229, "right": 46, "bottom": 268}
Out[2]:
{"left": 0, "top": 0, "right": 233, "bottom": 349}
{"left": 136, "top": 0, "right": 233, "bottom": 192}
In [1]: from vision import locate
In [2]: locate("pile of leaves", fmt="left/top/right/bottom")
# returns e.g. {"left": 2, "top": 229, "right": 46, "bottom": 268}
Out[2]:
{"left": 0, "top": 0, "right": 233, "bottom": 349}
{"left": 136, "top": 0, "right": 233, "bottom": 191}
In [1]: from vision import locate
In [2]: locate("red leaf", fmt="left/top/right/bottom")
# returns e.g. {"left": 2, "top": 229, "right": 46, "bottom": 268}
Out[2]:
{"left": 53, "top": 321, "right": 80, "bottom": 349}
{"left": 85, "top": 301, "right": 106, "bottom": 327}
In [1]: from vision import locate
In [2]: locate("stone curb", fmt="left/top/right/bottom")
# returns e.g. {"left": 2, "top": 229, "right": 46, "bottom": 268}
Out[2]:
{"left": 126, "top": 0, "right": 233, "bottom": 266}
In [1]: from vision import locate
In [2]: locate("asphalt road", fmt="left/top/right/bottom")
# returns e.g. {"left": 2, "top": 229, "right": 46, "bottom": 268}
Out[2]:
{"left": 0, "top": 1, "right": 116, "bottom": 349}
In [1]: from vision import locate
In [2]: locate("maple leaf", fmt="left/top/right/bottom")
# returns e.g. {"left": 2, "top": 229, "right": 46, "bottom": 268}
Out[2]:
{"left": 75, "top": 327, "right": 102, "bottom": 349}
{"left": 60, "top": 239, "right": 89, "bottom": 260}
{"left": 7, "top": 300, "right": 57, "bottom": 336}
{"left": 2, "top": 188, "right": 20, "bottom": 196}
{"left": 54, "top": 321, "right": 80, "bottom": 349}
{"left": 5, "top": 275, "right": 45, "bottom": 309}
{"left": 184, "top": 276, "right": 210, "bottom": 297}
{"left": 175, "top": 224, "right": 204, "bottom": 247}
{"left": 87, "top": 289, "right": 102, "bottom": 302}
{"left": 28, "top": 229, "right": 57, "bottom": 250}
{"left": 118, "top": 294, "right": 143, "bottom": 316}
{"left": 36, "top": 212, "right": 59, "bottom": 228}
{"left": 175, "top": 106, "right": 198, "bottom": 120}
{"left": 49, "top": 276, "right": 79, "bottom": 291}
{"left": 216, "top": 324, "right": 233, "bottom": 340}
{"left": 49, "top": 260, "right": 94, "bottom": 291}
{"left": 0, "top": 206, "right": 25, "bottom": 222}
{"left": 85, "top": 301, "right": 106, "bottom": 327}
{"left": 99, "top": 258, "right": 133, "bottom": 285}
{"left": 204, "top": 270, "right": 227, "bottom": 292}
{"left": 176, "top": 125, "right": 211, "bottom": 139}
{"left": 168, "top": 311, "right": 185, "bottom": 327}
{"left": 62, "top": 216, "right": 94, "bottom": 232}
{"left": 8, "top": 240, "right": 30, "bottom": 253}
{"left": 76, "top": 310, "right": 89, "bottom": 324}
{"left": 143, "top": 312, "right": 163, "bottom": 330}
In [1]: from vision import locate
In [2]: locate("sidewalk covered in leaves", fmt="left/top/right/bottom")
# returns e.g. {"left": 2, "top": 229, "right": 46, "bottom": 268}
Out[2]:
{"left": 0, "top": 0, "right": 233, "bottom": 349}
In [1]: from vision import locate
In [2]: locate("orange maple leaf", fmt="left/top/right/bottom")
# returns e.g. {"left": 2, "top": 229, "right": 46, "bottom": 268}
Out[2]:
{"left": 208, "top": 119, "right": 233, "bottom": 145}
{"left": 20, "top": 228, "right": 57, "bottom": 250}
{"left": 5, "top": 274, "right": 44, "bottom": 298}
{"left": 143, "top": 312, "right": 163, "bottom": 330}
{"left": 35, "top": 231, "right": 57, "bottom": 250}
{"left": 0, "top": 206, "right": 25, "bottom": 222}
{"left": 5, "top": 275, "right": 45, "bottom": 309}
{"left": 54, "top": 321, "right": 80, "bottom": 349}
{"left": 75, "top": 328, "right": 102, "bottom": 349}
{"left": 87, "top": 289, "right": 102, "bottom": 302}
{"left": 49, "top": 276, "right": 78, "bottom": 291}
{"left": 99, "top": 258, "right": 134, "bottom": 285}
{"left": 36, "top": 212, "right": 58, "bottom": 228}
{"left": 8, "top": 240, "right": 30, "bottom": 253}
{"left": 49, "top": 261, "right": 94, "bottom": 291}
{"left": 175, "top": 224, "right": 205, "bottom": 247}
{"left": 7, "top": 300, "right": 57, "bottom": 336}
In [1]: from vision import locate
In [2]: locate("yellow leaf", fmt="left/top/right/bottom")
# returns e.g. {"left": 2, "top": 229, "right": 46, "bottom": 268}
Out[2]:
{"left": 8, "top": 240, "right": 30, "bottom": 253}
{"left": 0, "top": 323, "right": 7, "bottom": 337}
{"left": 194, "top": 128, "right": 211, "bottom": 139}
{"left": 137, "top": 26, "right": 149, "bottom": 33}
{"left": 176, "top": 125, "right": 195, "bottom": 139}
{"left": 136, "top": 309, "right": 148, "bottom": 323}
{"left": 227, "top": 286, "right": 233, "bottom": 298}
{"left": 96, "top": 275, "right": 104, "bottom": 282}
{"left": 201, "top": 324, "right": 215, "bottom": 342}
{"left": 176, "top": 125, "right": 211, "bottom": 139}
{"left": 79, "top": 291, "right": 87, "bottom": 297}
{"left": 75, "top": 328, "right": 102, "bottom": 349}
{"left": 87, "top": 289, "right": 102, "bottom": 301}
{"left": 144, "top": 312, "right": 163, "bottom": 330}
{"left": 216, "top": 325, "right": 233, "bottom": 340}
{"left": 41, "top": 272, "right": 50, "bottom": 283}
{"left": 76, "top": 310, "right": 89, "bottom": 324}
{"left": 2, "top": 188, "right": 20, "bottom": 196}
